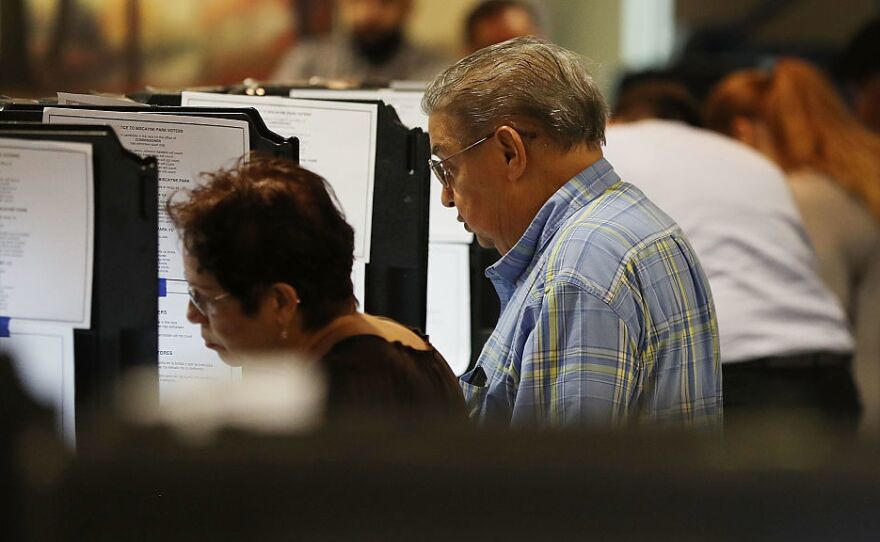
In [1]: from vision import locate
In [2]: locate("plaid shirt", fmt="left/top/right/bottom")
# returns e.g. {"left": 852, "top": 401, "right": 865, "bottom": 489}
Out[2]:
{"left": 461, "top": 158, "right": 722, "bottom": 428}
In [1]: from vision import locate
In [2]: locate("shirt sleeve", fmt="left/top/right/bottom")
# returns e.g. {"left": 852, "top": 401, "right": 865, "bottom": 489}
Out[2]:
{"left": 511, "top": 278, "right": 642, "bottom": 427}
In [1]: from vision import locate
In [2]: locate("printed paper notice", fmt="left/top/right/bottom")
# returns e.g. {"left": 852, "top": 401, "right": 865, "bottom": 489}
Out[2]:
{"left": 42, "top": 107, "right": 250, "bottom": 281}
{"left": 181, "top": 92, "right": 376, "bottom": 262}
{"left": 0, "top": 138, "right": 94, "bottom": 327}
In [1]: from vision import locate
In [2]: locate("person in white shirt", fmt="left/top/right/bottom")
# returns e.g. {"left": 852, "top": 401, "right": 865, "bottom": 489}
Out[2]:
{"left": 604, "top": 80, "right": 858, "bottom": 430}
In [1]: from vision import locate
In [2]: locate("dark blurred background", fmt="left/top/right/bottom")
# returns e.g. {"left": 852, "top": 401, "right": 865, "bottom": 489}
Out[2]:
{"left": 1, "top": 0, "right": 877, "bottom": 101}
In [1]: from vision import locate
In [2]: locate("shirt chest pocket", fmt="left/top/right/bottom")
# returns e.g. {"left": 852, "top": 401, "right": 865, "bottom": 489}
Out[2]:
{"left": 459, "top": 366, "right": 489, "bottom": 419}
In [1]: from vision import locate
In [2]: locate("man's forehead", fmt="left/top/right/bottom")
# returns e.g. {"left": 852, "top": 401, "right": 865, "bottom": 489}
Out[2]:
{"left": 427, "top": 112, "right": 459, "bottom": 153}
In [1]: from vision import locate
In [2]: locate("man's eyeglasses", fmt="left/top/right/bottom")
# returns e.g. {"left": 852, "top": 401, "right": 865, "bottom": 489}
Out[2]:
{"left": 187, "top": 286, "right": 231, "bottom": 316}
{"left": 428, "top": 131, "right": 495, "bottom": 188}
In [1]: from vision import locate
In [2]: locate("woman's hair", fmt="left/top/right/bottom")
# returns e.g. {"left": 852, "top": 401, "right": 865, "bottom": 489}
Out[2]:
{"left": 705, "top": 58, "right": 880, "bottom": 219}
{"left": 167, "top": 154, "right": 356, "bottom": 330}
{"left": 422, "top": 35, "right": 607, "bottom": 150}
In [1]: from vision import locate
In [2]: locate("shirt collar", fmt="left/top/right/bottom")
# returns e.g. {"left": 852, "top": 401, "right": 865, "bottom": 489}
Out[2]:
{"left": 487, "top": 157, "right": 620, "bottom": 286}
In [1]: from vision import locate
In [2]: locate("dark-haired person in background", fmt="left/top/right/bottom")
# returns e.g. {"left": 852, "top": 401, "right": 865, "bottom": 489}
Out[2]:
{"left": 463, "top": 0, "right": 540, "bottom": 54}
{"left": 168, "top": 156, "right": 465, "bottom": 424}
{"left": 604, "top": 80, "right": 855, "bottom": 430}
{"left": 424, "top": 37, "right": 722, "bottom": 429}
{"left": 834, "top": 14, "right": 880, "bottom": 135}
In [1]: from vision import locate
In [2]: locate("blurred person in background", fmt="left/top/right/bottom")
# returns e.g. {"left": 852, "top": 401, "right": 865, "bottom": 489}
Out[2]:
{"left": 168, "top": 156, "right": 466, "bottom": 424}
{"left": 706, "top": 58, "right": 880, "bottom": 431}
{"left": 424, "top": 37, "right": 722, "bottom": 429}
{"left": 272, "top": 0, "right": 450, "bottom": 83}
{"left": 464, "top": 0, "right": 541, "bottom": 54}
{"left": 605, "top": 80, "right": 856, "bottom": 430}
{"left": 834, "top": 14, "right": 880, "bottom": 135}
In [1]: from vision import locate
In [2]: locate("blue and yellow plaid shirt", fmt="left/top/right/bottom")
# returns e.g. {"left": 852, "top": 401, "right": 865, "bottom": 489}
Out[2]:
{"left": 461, "top": 158, "right": 722, "bottom": 428}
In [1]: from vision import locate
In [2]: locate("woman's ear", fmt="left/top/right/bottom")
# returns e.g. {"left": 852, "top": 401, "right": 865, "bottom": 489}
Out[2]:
{"left": 267, "top": 282, "right": 301, "bottom": 323}
{"left": 495, "top": 126, "right": 528, "bottom": 181}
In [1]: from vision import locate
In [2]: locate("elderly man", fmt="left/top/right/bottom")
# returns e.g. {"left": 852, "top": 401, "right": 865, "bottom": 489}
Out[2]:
{"left": 422, "top": 37, "right": 722, "bottom": 428}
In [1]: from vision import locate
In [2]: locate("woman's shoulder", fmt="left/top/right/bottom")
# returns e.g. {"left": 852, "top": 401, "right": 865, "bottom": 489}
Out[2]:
{"left": 359, "top": 313, "right": 433, "bottom": 352}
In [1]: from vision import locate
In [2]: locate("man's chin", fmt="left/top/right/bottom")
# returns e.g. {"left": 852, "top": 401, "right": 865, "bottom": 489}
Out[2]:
{"left": 475, "top": 234, "right": 497, "bottom": 251}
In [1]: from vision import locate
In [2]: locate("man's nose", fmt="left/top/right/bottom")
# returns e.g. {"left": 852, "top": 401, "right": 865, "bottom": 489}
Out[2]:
{"left": 440, "top": 184, "right": 455, "bottom": 208}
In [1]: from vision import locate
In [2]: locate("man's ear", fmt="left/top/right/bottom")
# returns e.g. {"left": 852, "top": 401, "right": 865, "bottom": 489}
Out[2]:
{"left": 495, "top": 126, "right": 528, "bottom": 181}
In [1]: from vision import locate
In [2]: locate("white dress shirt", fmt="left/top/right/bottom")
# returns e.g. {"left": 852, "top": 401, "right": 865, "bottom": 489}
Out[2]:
{"left": 604, "top": 120, "right": 852, "bottom": 363}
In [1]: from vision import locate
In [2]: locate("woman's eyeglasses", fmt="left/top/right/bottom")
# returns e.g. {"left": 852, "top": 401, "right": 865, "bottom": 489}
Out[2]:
{"left": 187, "top": 286, "right": 231, "bottom": 316}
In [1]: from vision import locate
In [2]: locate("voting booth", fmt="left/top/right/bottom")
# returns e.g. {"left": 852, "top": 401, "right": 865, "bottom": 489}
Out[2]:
{"left": 0, "top": 124, "right": 159, "bottom": 446}
{"left": 136, "top": 87, "right": 473, "bottom": 374}
{"left": 0, "top": 94, "right": 440, "bottom": 443}
{"left": 0, "top": 103, "right": 303, "bottom": 404}
{"left": 175, "top": 87, "right": 476, "bottom": 375}
{"left": 173, "top": 91, "right": 433, "bottom": 336}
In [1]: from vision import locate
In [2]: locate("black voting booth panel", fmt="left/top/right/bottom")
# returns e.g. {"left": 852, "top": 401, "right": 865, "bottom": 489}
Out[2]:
{"left": 0, "top": 104, "right": 299, "bottom": 161}
{"left": 363, "top": 101, "right": 430, "bottom": 330}
{"left": 0, "top": 124, "right": 159, "bottom": 436}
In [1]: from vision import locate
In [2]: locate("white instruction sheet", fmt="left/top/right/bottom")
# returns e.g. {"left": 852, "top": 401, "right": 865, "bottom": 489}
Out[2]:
{"left": 42, "top": 107, "right": 250, "bottom": 281}
{"left": 426, "top": 242, "right": 471, "bottom": 375}
{"left": 180, "top": 91, "right": 376, "bottom": 262}
{"left": 0, "top": 138, "right": 93, "bottom": 327}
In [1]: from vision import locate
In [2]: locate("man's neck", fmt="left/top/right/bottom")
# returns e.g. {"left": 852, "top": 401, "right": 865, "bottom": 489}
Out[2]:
{"left": 533, "top": 143, "right": 604, "bottom": 190}
{"left": 495, "top": 144, "right": 604, "bottom": 254}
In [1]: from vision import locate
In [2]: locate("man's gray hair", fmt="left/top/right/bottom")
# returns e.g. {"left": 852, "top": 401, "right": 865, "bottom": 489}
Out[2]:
{"left": 422, "top": 36, "right": 607, "bottom": 149}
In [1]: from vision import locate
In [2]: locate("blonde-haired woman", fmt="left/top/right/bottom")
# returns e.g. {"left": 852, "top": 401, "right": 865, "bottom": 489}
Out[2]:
{"left": 707, "top": 58, "right": 880, "bottom": 431}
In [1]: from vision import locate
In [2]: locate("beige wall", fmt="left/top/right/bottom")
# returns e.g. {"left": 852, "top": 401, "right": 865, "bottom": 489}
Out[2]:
{"left": 409, "top": 0, "right": 479, "bottom": 57}
{"left": 546, "top": 0, "right": 623, "bottom": 98}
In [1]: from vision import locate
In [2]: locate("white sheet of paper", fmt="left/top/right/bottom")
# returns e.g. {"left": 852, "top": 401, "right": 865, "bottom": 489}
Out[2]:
{"left": 352, "top": 258, "right": 366, "bottom": 311}
{"left": 287, "top": 88, "right": 471, "bottom": 244}
{"left": 158, "top": 279, "right": 241, "bottom": 401}
{"left": 426, "top": 242, "right": 471, "bottom": 375}
{"left": 57, "top": 92, "right": 147, "bottom": 107}
{"left": 180, "top": 91, "right": 376, "bottom": 262}
{"left": 42, "top": 107, "right": 250, "bottom": 281}
{"left": 1, "top": 320, "right": 76, "bottom": 447}
{"left": 0, "top": 138, "right": 94, "bottom": 328}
